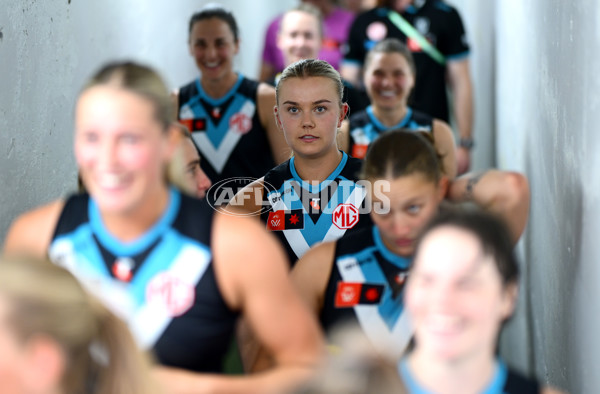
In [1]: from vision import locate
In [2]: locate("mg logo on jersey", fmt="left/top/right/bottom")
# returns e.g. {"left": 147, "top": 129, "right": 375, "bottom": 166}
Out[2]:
{"left": 230, "top": 113, "right": 252, "bottom": 135}
{"left": 332, "top": 203, "right": 359, "bottom": 229}
{"left": 146, "top": 272, "right": 195, "bottom": 317}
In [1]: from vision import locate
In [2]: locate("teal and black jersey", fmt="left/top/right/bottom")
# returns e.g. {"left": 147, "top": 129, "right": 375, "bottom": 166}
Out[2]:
{"left": 399, "top": 359, "right": 541, "bottom": 393}
{"left": 321, "top": 225, "right": 412, "bottom": 358}
{"left": 178, "top": 74, "right": 275, "bottom": 184}
{"left": 48, "top": 189, "right": 239, "bottom": 373}
{"left": 348, "top": 106, "right": 433, "bottom": 159}
{"left": 260, "top": 152, "right": 372, "bottom": 267}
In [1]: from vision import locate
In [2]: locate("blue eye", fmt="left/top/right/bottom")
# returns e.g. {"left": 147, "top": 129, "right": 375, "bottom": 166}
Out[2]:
{"left": 407, "top": 204, "right": 421, "bottom": 214}
{"left": 315, "top": 106, "right": 326, "bottom": 113}
{"left": 287, "top": 107, "right": 299, "bottom": 114}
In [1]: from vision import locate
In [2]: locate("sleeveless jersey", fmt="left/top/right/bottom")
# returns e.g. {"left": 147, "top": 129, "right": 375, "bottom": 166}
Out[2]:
{"left": 260, "top": 152, "right": 372, "bottom": 267}
{"left": 321, "top": 225, "right": 412, "bottom": 358}
{"left": 48, "top": 189, "right": 239, "bottom": 373}
{"left": 348, "top": 106, "right": 433, "bottom": 159}
{"left": 178, "top": 75, "right": 275, "bottom": 184}
{"left": 399, "top": 359, "right": 541, "bottom": 394}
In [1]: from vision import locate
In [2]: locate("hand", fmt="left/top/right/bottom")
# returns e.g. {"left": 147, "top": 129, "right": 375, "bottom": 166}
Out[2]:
{"left": 456, "top": 146, "right": 471, "bottom": 175}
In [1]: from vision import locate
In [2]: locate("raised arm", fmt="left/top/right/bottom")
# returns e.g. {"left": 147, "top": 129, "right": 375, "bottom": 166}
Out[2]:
{"left": 257, "top": 83, "right": 291, "bottom": 164}
{"left": 431, "top": 119, "right": 457, "bottom": 180}
{"left": 446, "top": 170, "right": 530, "bottom": 245}
{"left": 446, "top": 58, "right": 474, "bottom": 175}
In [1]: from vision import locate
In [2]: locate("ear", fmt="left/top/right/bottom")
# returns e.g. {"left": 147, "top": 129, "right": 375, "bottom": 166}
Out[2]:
{"left": 437, "top": 175, "right": 449, "bottom": 201}
{"left": 273, "top": 106, "right": 283, "bottom": 131}
{"left": 500, "top": 282, "right": 518, "bottom": 319}
{"left": 22, "top": 335, "right": 66, "bottom": 392}
{"left": 234, "top": 38, "right": 241, "bottom": 55}
{"left": 338, "top": 103, "right": 349, "bottom": 127}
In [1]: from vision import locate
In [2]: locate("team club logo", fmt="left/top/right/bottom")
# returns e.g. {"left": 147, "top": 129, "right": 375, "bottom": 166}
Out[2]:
{"left": 335, "top": 282, "right": 384, "bottom": 308}
{"left": 332, "top": 203, "right": 359, "bottom": 229}
{"left": 146, "top": 272, "right": 195, "bottom": 317}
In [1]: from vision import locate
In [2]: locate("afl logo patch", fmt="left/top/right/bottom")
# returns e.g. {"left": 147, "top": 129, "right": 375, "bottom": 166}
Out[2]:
{"left": 332, "top": 203, "right": 359, "bottom": 230}
{"left": 230, "top": 113, "right": 252, "bottom": 135}
{"left": 366, "top": 22, "right": 387, "bottom": 42}
{"left": 146, "top": 273, "right": 195, "bottom": 317}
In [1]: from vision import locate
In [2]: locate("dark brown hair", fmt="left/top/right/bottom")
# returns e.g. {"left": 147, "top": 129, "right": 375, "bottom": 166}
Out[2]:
{"left": 360, "top": 129, "right": 443, "bottom": 182}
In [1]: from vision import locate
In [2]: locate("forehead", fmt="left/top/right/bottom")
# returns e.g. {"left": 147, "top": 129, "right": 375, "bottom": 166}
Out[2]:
{"left": 371, "top": 173, "right": 437, "bottom": 202}
{"left": 76, "top": 86, "right": 156, "bottom": 128}
{"left": 281, "top": 11, "right": 320, "bottom": 34}
{"left": 190, "top": 17, "right": 235, "bottom": 40}
{"left": 414, "top": 226, "right": 492, "bottom": 277}
{"left": 278, "top": 76, "right": 338, "bottom": 102}
{"left": 367, "top": 52, "right": 411, "bottom": 71}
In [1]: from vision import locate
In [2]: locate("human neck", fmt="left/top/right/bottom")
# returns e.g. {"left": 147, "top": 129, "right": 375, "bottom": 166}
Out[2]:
{"left": 201, "top": 71, "right": 238, "bottom": 99}
{"left": 372, "top": 104, "right": 408, "bottom": 128}
{"left": 100, "top": 185, "right": 171, "bottom": 242}
{"left": 293, "top": 148, "right": 343, "bottom": 183}
{"left": 408, "top": 349, "right": 497, "bottom": 394}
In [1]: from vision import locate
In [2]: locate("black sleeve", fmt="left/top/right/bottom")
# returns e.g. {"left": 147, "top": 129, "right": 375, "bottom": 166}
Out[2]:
{"left": 439, "top": 7, "right": 470, "bottom": 58}
{"left": 344, "top": 12, "right": 369, "bottom": 65}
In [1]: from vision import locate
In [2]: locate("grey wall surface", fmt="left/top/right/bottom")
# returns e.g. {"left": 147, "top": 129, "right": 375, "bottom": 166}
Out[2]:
{"left": 2, "top": 0, "right": 599, "bottom": 392}
{"left": 0, "top": 0, "right": 294, "bottom": 239}
{"left": 496, "top": 1, "right": 600, "bottom": 392}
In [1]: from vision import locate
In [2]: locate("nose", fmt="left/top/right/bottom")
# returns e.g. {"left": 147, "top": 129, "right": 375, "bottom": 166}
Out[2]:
{"left": 301, "top": 111, "right": 315, "bottom": 128}
{"left": 389, "top": 213, "right": 412, "bottom": 238}
{"left": 99, "top": 139, "right": 118, "bottom": 169}
{"left": 196, "top": 169, "right": 212, "bottom": 198}
{"left": 204, "top": 45, "right": 217, "bottom": 59}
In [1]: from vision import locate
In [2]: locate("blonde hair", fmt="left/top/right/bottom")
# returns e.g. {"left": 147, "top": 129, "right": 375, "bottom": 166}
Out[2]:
{"left": 0, "top": 256, "right": 159, "bottom": 394}
{"left": 83, "top": 61, "right": 174, "bottom": 130}
{"left": 276, "top": 59, "right": 345, "bottom": 106}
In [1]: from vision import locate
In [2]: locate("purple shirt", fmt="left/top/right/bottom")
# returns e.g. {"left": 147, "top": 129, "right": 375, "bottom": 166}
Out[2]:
{"left": 262, "top": 7, "right": 355, "bottom": 72}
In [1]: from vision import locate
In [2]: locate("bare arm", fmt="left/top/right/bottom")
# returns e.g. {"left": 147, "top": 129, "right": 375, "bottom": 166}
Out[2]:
{"left": 446, "top": 170, "right": 530, "bottom": 245}
{"left": 447, "top": 59, "right": 473, "bottom": 174}
{"left": 226, "top": 178, "right": 265, "bottom": 219}
{"left": 431, "top": 119, "right": 457, "bottom": 180}
{"left": 257, "top": 83, "right": 291, "bottom": 165}
{"left": 290, "top": 241, "right": 337, "bottom": 314}
{"left": 3, "top": 200, "right": 64, "bottom": 258}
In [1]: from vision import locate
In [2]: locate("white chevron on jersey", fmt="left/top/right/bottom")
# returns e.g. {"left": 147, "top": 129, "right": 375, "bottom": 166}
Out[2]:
{"left": 130, "top": 244, "right": 211, "bottom": 349}
{"left": 180, "top": 101, "right": 256, "bottom": 174}
{"left": 267, "top": 183, "right": 367, "bottom": 259}
{"left": 336, "top": 255, "right": 413, "bottom": 359}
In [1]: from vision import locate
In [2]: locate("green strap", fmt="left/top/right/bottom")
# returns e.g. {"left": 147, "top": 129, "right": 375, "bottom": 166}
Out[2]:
{"left": 387, "top": 10, "right": 446, "bottom": 66}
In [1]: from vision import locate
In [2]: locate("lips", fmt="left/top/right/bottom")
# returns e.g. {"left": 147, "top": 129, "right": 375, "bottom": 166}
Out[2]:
{"left": 300, "top": 134, "right": 318, "bottom": 142}
{"left": 395, "top": 238, "right": 413, "bottom": 247}
{"left": 97, "top": 173, "right": 128, "bottom": 190}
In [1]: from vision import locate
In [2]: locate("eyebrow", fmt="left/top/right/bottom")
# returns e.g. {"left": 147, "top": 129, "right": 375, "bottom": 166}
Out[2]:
{"left": 281, "top": 99, "right": 333, "bottom": 106}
